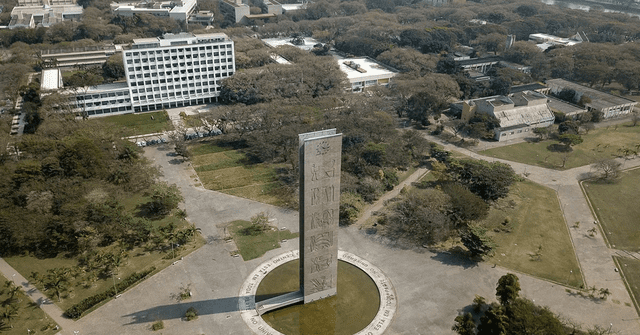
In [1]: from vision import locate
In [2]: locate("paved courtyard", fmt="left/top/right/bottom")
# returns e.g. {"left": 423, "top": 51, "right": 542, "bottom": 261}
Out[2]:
{"left": 2, "top": 137, "right": 639, "bottom": 335}
{"left": 35, "top": 143, "right": 635, "bottom": 335}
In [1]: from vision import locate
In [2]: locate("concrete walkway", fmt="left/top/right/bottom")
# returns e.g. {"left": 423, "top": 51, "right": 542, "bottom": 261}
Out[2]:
{"left": 50, "top": 143, "right": 638, "bottom": 335}
{"left": 356, "top": 168, "right": 429, "bottom": 226}
{"left": 423, "top": 133, "right": 640, "bottom": 318}
{"left": 0, "top": 258, "right": 74, "bottom": 332}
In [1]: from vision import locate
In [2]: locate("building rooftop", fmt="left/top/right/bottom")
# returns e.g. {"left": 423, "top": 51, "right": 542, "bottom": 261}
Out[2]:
{"left": 546, "top": 96, "right": 587, "bottom": 116}
{"left": 456, "top": 56, "right": 502, "bottom": 67}
{"left": 262, "top": 37, "right": 321, "bottom": 51}
{"left": 129, "top": 32, "right": 229, "bottom": 49}
{"left": 511, "top": 83, "right": 547, "bottom": 93}
{"left": 41, "top": 69, "right": 63, "bottom": 91}
{"left": 337, "top": 57, "right": 398, "bottom": 82}
{"left": 546, "top": 78, "right": 637, "bottom": 110}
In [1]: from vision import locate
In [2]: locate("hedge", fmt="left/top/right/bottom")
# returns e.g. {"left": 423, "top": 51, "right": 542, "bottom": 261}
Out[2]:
{"left": 64, "top": 267, "right": 156, "bottom": 319}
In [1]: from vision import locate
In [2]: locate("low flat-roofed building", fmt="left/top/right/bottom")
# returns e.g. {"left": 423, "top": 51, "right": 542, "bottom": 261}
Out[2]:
{"left": 188, "top": 10, "right": 215, "bottom": 26}
{"left": 456, "top": 56, "right": 501, "bottom": 73}
{"left": 546, "top": 96, "right": 588, "bottom": 120}
{"left": 262, "top": 36, "right": 321, "bottom": 51}
{"left": 111, "top": 0, "right": 196, "bottom": 20}
{"left": 510, "top": 83, "right": 549, "bottom": 95}
{"left": 220, "top": 0, "right": 281, "bottom": 23}
{"left": 529, "top": 32, "right": 586, "bottom": 51}
{"left": 338, "top": 57, "right": 399, "bottom": 92}
{"left": 458, "top": 90, "right": 555, "bottom": 141}
{"left": 9, "top": 0, "right": 82, "bottom": 29}
{"left": 546, "top": 78, "right": 637, "bottom": 118}
{"left": 40, "top": 68, "right": 64, "bottom": 92}
{"left": 40, "top": 45, "right": 118, "bottom": 69}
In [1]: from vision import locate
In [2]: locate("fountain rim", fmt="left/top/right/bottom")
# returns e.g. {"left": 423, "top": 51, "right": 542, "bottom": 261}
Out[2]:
{"left": 239, "top": 250, "right": 397, "bottom": 335}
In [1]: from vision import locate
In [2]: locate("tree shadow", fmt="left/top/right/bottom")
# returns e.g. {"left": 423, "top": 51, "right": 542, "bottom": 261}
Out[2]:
{"left": 547, "top": 143, "right": 572, "bottom": 153}
{"left": 123, "top": 297, "right": 242, "bottom": 324}
{"left": 168, "top": 158, "right": 184, "bottom": 165}
{"left": 430, "top": 249, "right": 479, "bottom": 269}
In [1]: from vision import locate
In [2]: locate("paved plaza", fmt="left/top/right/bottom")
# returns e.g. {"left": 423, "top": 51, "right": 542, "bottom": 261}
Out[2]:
{"left": 2, "top": 134, "right": 640, "bottom": 334}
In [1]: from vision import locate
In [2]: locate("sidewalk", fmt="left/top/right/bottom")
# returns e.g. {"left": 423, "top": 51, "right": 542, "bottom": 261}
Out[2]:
{"left": 0, "top": 258, "right": 75, "bottom": 333}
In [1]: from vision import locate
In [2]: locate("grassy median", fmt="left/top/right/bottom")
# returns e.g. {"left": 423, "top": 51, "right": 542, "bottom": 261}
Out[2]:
{"left": 582, "top": 168, "right": 640, "bottom": 251}
{"left": 481, "top": 122, "right": 640, "bottom": 169}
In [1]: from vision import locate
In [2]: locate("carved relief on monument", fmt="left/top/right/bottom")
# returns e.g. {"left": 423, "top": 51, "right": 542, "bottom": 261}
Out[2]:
{"left": 310, "top": 232, "right": 333, "bottom": 252}
{"left": 310, "top": 209, "right": 335, "bottom": 230}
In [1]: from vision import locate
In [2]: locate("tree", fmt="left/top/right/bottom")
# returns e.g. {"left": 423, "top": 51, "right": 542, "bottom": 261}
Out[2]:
{"left": 532, "top": 127, "right": 550, "bottom": 141}
{"left": 477, "top": 303, "right": 507, "bottom": 335}
{"left": 558, "top": 133, "right": 583, "bottom": 150}
{"left": 449, "top": 160, "right": 516, "bottom": 201}
{"left": 446, "top": 119, "right": 466, "bottom": 138}
{"left": 0, "top": 305, "right": 18, "bottom": 329}
{"left": 592, "top": 159, "right": 621, "bottom": 181}
{"left": 452, "top": 313, "right": 476, "bottom": 335}
{"left": 631, "top": 111, "right": 639, "bottom": 127}
{"left": 441, "top": 183, "right": 489, "bottom": 225}
{"left": 42, "top": 268, "right": 71, "bottom": 302}
{"left": 515, "top": 5, "right": 538, "bottom": 17}
{"left": 460, "top": 224, "right": 496, "bottom": 257}
{"left": 102, "top": 54, "right": 125, "bottom": 82}
{"left": 496, "top": 273, "right": 520, "bottom": 306}
{"left": 145, "top": 182, "right": 184, "bottom": 216}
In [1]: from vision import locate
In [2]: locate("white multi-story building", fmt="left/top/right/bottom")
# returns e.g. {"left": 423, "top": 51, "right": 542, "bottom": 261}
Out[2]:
{"left": 72, "top": 32, "right": 235, "bottom": 117}
{"left": 111, "top": 0, "right": 197, "bottom": 21}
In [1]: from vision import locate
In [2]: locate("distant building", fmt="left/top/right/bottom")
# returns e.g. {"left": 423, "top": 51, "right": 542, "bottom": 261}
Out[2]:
{"left": 219, "top": 0, "right": 281, "bottom": 23}
{"left": 529, "top": 32, "right": 587, "bottom": 51}
{"left": 188, "top": 11, "right": 215, "bottom": 26}
{"left": 510, "top": 83, "right": 549, "bottom": 95}
{"left": 66, "top": 32, "right": 235, "bottom": 117}
{"left": 9, "top": 0, "right": 82, "bottom": 29}
{"left": 546, "top": 96, "right": 588, "bottom": 120}
{"left": 111, "top": 0, "right": 197, "bottom": 21}
{"left": 40, "top": 45, "right": 119, "bottom": 69}
{"left": 423, "top": 0, "right": 466, "bottom": 5}
{"left": 338, "top": 57, "right": 398, "bottom": 92}
{"left": 456, "top": 91, "right": 555, "bottom": 141}
{"left": 40, "top": 68, "right": 64, "bottom": 92}
{"left": 546, "top": 79, "right": 636, "bottom": 119}
{"left": 262, "top": 36, "right": 398, "bottom": 92}
{"left": 456, "top": 56, "right": 501, "bottom": 74}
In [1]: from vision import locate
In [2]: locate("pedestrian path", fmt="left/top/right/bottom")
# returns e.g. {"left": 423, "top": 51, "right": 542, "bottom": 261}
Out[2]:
{"left": 423, "top": 133, "right": 640, "bottom": 311}
{"left": 0, "top": 258, "right": 75, "bottom": 333}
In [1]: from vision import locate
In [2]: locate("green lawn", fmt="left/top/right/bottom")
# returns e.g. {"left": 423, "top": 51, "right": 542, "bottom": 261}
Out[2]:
{"left": 484, "top": 180, "right": 584, "bottom": 288}
{"left": 189, "top": 141, "right": 289, "bottom": 206}
{"left": 1, "top": 274, "right": 59, "bottom": 334}
{"left": 582, "top": 168, "right": 640, "bottom": 251}
{"left": 89, "top": 111, "right": 173, "bottom": 137}
{"left": 481, "top": 122, "right": 640, "bottom": 169}
{"left": 227, "top": 220, "right": 298, "bottom": 261}
{"left": 613, "top": 256, "right": 640, "bottom": 316}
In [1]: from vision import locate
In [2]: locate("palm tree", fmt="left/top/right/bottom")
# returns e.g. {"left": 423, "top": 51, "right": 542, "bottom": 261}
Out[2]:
{"left": 0, "top": 305, "right": 18, "bottom": 328}
{"left": 43, "top": 268, "right": 71, "bottom": 302}
{"left": 184, "top": 224, "right": 202, "bottom": 242}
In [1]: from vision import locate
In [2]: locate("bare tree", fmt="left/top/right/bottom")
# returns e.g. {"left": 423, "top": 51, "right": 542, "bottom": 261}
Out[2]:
{"left": 631, "top": 111, "right": 639, "bottom": 127}
{"left": 592, "top": 159, "right": 621, "bottom": 181}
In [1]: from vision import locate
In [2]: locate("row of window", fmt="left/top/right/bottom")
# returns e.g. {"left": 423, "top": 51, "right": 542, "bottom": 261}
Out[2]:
{"left": 126, "top": 51, "right": 232, "bottom": 64}
{"left": 130, "top": 73, "right": 231, "bottom": 86}
{"left": 132, "top": 88, "right": 219, "bottom": 101}
{"left": 125, "top": 44, "right": 232, "bottom": 58}
{"left": 131, "top": 80, "right": 221, "bottom": 93}
{"left": 127, "top": 64, "right": 231, "bottom": 75}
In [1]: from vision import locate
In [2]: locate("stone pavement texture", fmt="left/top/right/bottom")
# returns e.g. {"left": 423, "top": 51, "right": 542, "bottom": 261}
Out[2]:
{"left": 2, "top": 138, "right": 639, "bottom": 335}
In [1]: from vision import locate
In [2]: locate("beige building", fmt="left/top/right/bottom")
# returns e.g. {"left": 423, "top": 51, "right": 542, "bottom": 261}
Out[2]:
{"left": 546, "top": 79, "right": 637, "bottom": 119}
{"left": 459, "top": 91, "right": 555, "bottom": 141}
{"left": 9, "top": 0, "right": 82, "bottom": 29}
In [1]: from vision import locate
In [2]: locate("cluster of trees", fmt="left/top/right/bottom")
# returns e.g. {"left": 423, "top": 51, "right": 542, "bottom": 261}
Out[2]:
{"left": 379, "top": 151, "right": 516, "bottom": 254}
{"left": 453, "top": 273, "right": 617, "bottom": 335}
{"left": 0, "top": 280, "right": 22, "bottom": 330}
{"left": 0, "top": 114, "right": 188, "bottom": 257}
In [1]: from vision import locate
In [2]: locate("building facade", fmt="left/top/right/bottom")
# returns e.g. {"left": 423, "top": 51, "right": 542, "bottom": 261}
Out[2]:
{"left": 458, "top": 91, "right": 555, "bottom": 141}
{"left": 9, "top": 0, "right": 82, "bottom": 29}
{"left": 111, "top": 0, "right": 197, "bottom": 21}
{"left": 73, "top": 32, "right": 235, "bottom": 117}
{"left": 546, "top": 78, "right": 637, "bottom": 119}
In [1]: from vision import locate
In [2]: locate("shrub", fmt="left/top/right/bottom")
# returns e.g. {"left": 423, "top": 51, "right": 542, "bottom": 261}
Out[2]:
{"left": 185, "top": 307, "right": 198, "bottom": 321}
{"left": 151, "top": 320, "right": 164, "bottom": 331}
{"left": 64, "top": 267, "right": 155, "bottom": 319}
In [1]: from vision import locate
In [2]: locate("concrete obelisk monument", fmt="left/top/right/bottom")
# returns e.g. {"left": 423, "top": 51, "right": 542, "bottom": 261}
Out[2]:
{"left": 298, "top": 129, "right": 342, "bottom": 303}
